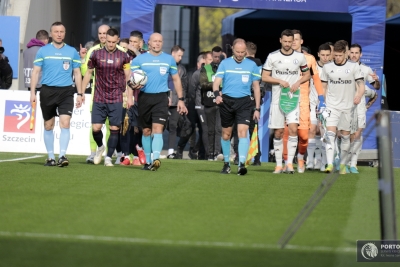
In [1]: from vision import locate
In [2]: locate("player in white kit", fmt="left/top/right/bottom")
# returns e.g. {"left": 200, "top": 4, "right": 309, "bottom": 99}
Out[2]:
{"left": 262, "top": 29, "right": 311, "bottom": 174}
{"left": 345, "top": 43, "right": 380, "bottom": 173}
{"left": 320, "top": 41, "right": 365, "bottom": 174}
{"left": 307, "top": 43, "right": 332, "bottom": 171}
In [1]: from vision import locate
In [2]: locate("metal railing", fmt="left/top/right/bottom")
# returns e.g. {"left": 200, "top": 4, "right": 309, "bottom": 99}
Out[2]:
{"left": 0, "top": 0, "right": 10, "bottom": 16}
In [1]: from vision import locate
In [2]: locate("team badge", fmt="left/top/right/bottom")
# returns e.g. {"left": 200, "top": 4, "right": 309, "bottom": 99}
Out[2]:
{"left": 63, "top": 61, "right": 70, "bottom": 70}
{"left": 160, "top": 67, "right": 167, "bottom": 75}
{"left": 242, "top": 75, "right": 249, "bottom": 83}
{"left": 345, "top": 69, "right": 351, "bottom": 74}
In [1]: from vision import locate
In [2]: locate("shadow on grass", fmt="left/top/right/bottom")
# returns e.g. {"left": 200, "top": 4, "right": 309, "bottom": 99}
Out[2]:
{"left": 0, "top": 237, "right": 378, "bottom": 267}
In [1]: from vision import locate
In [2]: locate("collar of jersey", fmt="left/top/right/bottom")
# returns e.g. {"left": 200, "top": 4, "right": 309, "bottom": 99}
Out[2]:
{"left": 334, "top": 59, "right": 347, "bottom": 66}
{"left": 279, "top": 49, "right": 294, "bottom": 56}
{"left": 104, "top": 46, "right": 117, "bottom": 53}
{"left": 51, "top": 42, "right": 65, "bottom": 49}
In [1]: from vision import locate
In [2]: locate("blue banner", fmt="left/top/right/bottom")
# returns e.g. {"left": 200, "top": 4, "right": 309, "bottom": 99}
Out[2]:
{"left": 157, "top": 0, "right": 349, "bottom": 13}
{"left": 0, "top": 16, "right": 20, "bottom": 79}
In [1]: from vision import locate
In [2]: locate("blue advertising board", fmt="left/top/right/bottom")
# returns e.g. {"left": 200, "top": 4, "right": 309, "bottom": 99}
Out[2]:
{"left": 0, "top": 16, "right": 20, "bottom": 79}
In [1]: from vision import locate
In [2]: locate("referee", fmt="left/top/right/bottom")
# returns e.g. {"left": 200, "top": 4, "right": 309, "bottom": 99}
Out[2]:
{"left": 130, "top": 32, "right": 187, "bottom": 171}
{"left": 81, "top": 28, "right": 132, "bottom": 167}
{"left": 213, "top": 38, "right": 261, "bottom": 175}
{"left": 30, "top": 21, "right": 82, "bottom": 167}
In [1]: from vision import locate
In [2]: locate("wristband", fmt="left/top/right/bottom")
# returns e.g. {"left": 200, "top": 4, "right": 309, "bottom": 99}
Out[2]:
{"left": 77, "top": 93, "right": 83, "bottom": 97}
{"left": 254, "top": 108, "right": 260, "bottom": 112}
{"left": 178, "top": 97, "right": 185, "bottom": 101}
{"left": 213, "top": 91, "right": 220, "bottom": 98}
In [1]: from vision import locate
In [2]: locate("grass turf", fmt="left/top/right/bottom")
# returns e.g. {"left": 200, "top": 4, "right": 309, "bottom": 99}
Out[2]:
{"left": 0, "top": 153, "right": 399, "bottom": 267}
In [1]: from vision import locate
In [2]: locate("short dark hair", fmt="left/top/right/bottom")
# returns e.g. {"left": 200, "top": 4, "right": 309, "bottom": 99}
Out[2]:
{"left": 246, "top": 41, "right": 257, "bottom": 55}
{"left": 50, "top": 21, "right": 64, "bottom": 31}
{"left": 171, "top": 45, "right": 185, "bottom": 53}
{"left": 119, "top": 38, "right": 129, "bottom": 44}
{"left": 130, "top": 30, "right": 143, "bottom": 39}
{"left": 336, "top": 39, "right": 349, "bottom": 49}
{"left": 301, "top": 46, "right": 311, "bottom": 54}
{"left": 211, "top": 46, "right": 222, "bottom": 53}
{"left": 281, "top": 29, "right": 294, "bottom": 38}
{"left": 36, "top": 30, "right": 49, "bottom": 41}
{"left": 325, "top": 42, "right": 334, "bottom": 46}
{"left": 107, "top": 28, "right": 119, "bottom": 37}
{"left": 318, "top": 43, "right": 331, "bottom": 52}
{"left": 291, "top": 29, "right": 302, "bottom": 39}
{"left": 350, "top": 43, "right": 362, "bottom": 53}
{"left": 333, "top": 41, "right": 346, "bottom": 53}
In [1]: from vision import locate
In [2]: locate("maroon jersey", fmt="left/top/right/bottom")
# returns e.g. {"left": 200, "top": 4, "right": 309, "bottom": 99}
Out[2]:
{"left": 88, "top": 47, "right": 131, "bottom": 103}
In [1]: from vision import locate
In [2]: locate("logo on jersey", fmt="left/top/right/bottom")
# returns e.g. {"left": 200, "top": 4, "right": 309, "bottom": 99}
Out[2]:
{"left": 242, "top": 75, "right": 249, "bottom": 83}
{"left": 276, "top": 69, "right": 299, "bottom": 75}
{"left": 3, "top": 100, "right": 33, "bottom": 133}
{"left": 63, "top": 61, "right": 70, "bottom": 70}
{"left": 329, "top": 78, "right": 352, "bottom": 84}
{"left": 160, "top": 67, "right": 167, "bottom": 75}
{"left": 330, "top": 70, "right": 334, "bottom": 73}
{"left": 345, "top": 69, "right": 351, "bottom": 74}
{"left": 293, "top": 59, "right": 299, "bottom": 64}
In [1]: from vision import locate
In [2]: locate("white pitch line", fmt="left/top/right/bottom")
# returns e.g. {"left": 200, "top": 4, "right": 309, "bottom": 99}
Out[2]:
{"left": 0, "top": 231, "right": 356, "bottom": 253}
{"left": 0, "top": 155, "right": 42, "bottom": 163}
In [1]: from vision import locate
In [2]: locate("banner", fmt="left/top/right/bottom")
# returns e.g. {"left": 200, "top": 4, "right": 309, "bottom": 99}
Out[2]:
{"left": 0, "top": 90, "right": 101, "bottom": 156}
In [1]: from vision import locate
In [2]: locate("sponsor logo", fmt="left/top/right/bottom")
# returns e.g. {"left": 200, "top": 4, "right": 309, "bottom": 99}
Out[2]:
{"left": 159, "top": 118, "right": 166, "bottom": 121}
{"left": 345, "top": 69, "right": 351, "bottom": 74}
{"left": 63, "top": 61, "right": 70, "bottom": 70}
{"left": 107, "top": 59, "right": 114, "bottom": 64}
{"left": 276, "top": 69, "right": 299, "bottom": 75}
{"left": 329, "top": 78, "right": 352, "bottom": 84}
{"left": 3, "top": 100, "right": 33, "bottom": 133}
{"left": 293, "top": 59, "right": 299, "bottom": 64}
{"left": 206, "top": 91, "right": 215, "bottom": 98}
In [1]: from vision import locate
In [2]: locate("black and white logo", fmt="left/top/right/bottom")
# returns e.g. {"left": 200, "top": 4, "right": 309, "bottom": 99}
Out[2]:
{"left": 361, "top": 243, "right": 379, "bottom": 260}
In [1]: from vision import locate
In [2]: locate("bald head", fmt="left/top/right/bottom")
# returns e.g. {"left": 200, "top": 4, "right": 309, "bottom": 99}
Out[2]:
{"left": 98, "top": 25, "right": 110, "bottom": 44}
{"left": 148, "top": 32, "right": 163, "bottom": 55}
{"left": 232, "top": 38, "right": 246, "bottom": 62}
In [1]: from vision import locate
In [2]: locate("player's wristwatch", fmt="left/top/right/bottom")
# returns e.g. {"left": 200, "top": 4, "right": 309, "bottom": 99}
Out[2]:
{"left": 254, "top": 108, "right": 261, "bottom": 112}
{"left": 178, "top": 97, "right": 185, "bottom": 101}
{"left": 77, "top": 93, "right": 83, "bottom": 97}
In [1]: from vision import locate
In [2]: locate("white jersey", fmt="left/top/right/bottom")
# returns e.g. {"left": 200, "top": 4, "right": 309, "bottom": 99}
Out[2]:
{"left": 263, "top": 49, "right": 308, "bottom": 103}
{"left": 320, "top": 60, "right": 363, "bottom": 111}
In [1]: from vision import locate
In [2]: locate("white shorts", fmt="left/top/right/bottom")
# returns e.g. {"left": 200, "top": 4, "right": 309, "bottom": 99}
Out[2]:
{"left": 325, "top": 107, "right": 354, "bottom": 132}
{"left": 268, "top": 103, "right": 299, "bottom": 129}
{"left": 310, "top": 100, "right": 318, "bottom": 126}
{"left": 351, "top": 98, "right": 366, "bottom": 133}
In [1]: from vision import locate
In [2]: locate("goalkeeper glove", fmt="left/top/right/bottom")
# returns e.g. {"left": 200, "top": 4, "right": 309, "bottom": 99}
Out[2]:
{"left": 317, "top": 95, "right": 326, "bottom": 113}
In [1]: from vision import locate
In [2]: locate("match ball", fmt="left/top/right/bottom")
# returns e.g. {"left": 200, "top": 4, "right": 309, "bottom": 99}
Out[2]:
{"left": 131, "top": 70, "right": 148, "bottom": 86}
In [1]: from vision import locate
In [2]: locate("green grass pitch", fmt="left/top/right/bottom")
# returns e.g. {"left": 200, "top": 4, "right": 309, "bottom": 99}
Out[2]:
{"left": 0, "top": 152, "right": 399, "bottom": 267}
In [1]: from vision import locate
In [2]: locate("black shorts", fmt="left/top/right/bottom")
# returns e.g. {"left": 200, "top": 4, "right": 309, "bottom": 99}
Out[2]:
{"left": 39, "top": 85, "right": 75, "bottom": 121}
{"left": 219, "top": 95, "right": 253, "bottom": 128}
{"left": 138, "top": 92, "right": 169, "bottom": 128}
{"left": 92, "top": 102, "right": 123, "bottom": 126}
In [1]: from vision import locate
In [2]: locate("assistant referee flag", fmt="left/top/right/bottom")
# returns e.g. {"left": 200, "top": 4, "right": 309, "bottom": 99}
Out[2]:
{"left": 246, "top": 124, "right": 259, "bottom": 167}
